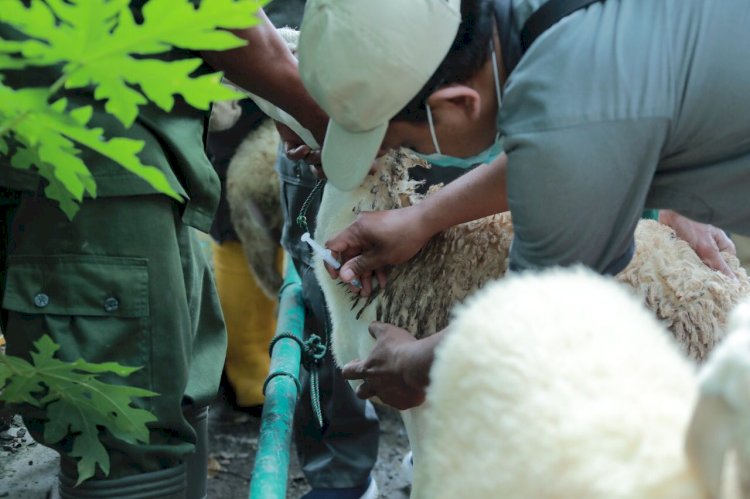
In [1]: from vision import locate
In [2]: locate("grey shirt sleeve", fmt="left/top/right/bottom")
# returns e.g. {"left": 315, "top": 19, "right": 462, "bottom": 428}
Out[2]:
{"left": 504, "top": 117, "right": 669, "bottom": 274}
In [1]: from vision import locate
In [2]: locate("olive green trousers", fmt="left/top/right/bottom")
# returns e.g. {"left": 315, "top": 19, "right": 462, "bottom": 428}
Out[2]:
{"left": 1, "top": 191, "right": 226, "bottom": 486}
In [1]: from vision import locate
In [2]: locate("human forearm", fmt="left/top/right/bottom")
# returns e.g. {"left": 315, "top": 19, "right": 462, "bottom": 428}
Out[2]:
{"left": 415, "top": 153, "right": 509, "bottom": 238}
{"left": 200, "top": 11, "right": 327, "bottom": 143}
{"left": 328, "top": 153, "right": 508, "bottom": 288}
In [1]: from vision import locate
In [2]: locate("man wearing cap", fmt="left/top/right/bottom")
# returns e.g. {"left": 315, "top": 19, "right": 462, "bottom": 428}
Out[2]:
{"left": 297, "top": 0, "right": 750, "bottom": 409}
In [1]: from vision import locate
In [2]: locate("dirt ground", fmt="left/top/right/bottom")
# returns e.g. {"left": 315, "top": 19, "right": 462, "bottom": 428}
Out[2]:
{"left": 207, "top": 385, "right": 412, "bottom": 499}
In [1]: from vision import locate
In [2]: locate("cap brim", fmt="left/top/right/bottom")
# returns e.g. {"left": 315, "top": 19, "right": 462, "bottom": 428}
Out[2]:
{"left": 322, "top": 120, "right": 387, "bottom": 191}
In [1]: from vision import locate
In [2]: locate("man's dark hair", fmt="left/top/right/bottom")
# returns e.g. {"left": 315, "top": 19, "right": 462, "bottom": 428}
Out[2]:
{"left": 393, "top": 0, "right": 495, "bottom": 122}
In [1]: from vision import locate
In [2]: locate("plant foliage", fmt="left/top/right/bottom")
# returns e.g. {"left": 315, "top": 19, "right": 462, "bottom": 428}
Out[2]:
{"left": 0, "top": 0, "right": 267, "bottom": 218}
{"left": 0, "top": 0, "right": 267, "bottom": 483}
{"left": 0, "top": 335, "right": 158, "bottom": 483}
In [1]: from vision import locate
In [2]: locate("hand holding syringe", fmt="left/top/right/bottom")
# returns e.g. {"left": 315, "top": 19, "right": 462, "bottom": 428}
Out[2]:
{"left": 302, "top": 232, "right": 363, "bottom": 289}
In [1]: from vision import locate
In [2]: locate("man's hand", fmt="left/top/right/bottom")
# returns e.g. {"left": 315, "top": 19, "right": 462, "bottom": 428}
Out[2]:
{"left": 341, "top": 322, "right": 435, "bottom": 410}
{"left": 326, "top": 206, "right": 432, "bottom": 295}
{"left": 275, "top": 122, "right": 322, "bottom": 165}
{"left": 660, "top": 210, "right": 738, "bottom": 279}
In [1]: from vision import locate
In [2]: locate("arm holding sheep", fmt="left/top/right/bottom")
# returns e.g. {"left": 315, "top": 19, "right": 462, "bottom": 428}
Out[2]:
{"left": 327, "top": 150, "right": 735, "bottom": 289}
{"left": 326, "top": 153, "right": 509, "bottom": 290}
{"left": 342, "top": 322, "right": 447, "bottom": 410}
{"left": 659, "top": 209, "right": 738, "bottom": 279}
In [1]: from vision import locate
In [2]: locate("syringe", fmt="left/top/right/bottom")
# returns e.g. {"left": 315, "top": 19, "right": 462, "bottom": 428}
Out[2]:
{"left": 301, "top": 232, "right": 363, "bottom": 289}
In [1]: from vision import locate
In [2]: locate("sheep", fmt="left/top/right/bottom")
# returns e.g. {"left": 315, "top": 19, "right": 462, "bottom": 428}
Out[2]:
{"left": 617, "top": 220, "right": 750, "bottom": 360}
{"left": 314, "top": 149, "right": 749, "bottom": 364}
{"left": 225, "top": 118, "right": 284, "bottom": 298}
{"left": 312, "top": 148, "right": 749, "bottom": 497}
{"left": 418, "top": 267, "right": 748, "bottom": 499}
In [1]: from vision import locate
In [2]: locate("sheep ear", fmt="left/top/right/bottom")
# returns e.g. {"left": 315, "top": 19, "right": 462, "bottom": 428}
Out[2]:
{"left": 685, "top": 394, "right": 734, "bottom": 498}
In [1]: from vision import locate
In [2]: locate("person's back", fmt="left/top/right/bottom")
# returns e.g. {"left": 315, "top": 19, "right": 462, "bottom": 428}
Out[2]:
{"left": 506, "top": 0, "right": 750, "bottom": 163}
{"left": 501, "top": 0, "right": 750, "bottom": 273}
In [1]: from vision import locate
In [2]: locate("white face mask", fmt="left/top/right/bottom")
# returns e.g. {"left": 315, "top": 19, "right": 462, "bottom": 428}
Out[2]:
{"left": 414, "top": 39, "right": 503, "bottom": 169}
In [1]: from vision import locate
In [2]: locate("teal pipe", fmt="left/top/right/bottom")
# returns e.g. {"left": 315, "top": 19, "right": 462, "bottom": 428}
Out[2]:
{"left": 249, "top": 257, "right": 306, "bottom": 499}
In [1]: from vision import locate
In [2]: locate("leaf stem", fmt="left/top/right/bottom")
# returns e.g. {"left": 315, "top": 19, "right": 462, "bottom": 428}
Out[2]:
{"left": 0, "top": 355, "right": 22, "bottom": 377}
{"left": 47, "top": 74, "right": 68, "bottom": 99}
{"left": 0, "top": 72, "right": 69, "bottom": 141}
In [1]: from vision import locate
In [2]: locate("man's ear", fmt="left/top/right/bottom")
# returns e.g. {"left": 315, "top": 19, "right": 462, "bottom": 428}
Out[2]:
{"left": 426, "top": 85, "right": 481, "bottom": 120}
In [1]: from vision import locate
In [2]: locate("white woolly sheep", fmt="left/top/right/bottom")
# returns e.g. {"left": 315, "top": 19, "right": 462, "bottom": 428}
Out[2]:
{"left": 419, "top": 267, "right": 748, "bottom": 499}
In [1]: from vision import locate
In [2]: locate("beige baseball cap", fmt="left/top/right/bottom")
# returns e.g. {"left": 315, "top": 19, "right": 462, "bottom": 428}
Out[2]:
{"left": 299, "top": 0, "right": 462, "bottom": 191}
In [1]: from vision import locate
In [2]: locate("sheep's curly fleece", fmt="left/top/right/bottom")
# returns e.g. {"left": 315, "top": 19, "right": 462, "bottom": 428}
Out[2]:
{"left": 320, "top": 149, "right": 749, "bottom": 363}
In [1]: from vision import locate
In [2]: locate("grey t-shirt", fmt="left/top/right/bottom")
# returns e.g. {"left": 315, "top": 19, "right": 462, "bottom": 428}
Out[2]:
{"left": 501, "top": 0, "right": 750, "bottom": 273}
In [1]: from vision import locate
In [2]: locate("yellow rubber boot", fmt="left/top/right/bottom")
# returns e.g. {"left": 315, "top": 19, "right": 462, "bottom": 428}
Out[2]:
{"left": 212, "top": 241, "right": 282, "bottom": 407}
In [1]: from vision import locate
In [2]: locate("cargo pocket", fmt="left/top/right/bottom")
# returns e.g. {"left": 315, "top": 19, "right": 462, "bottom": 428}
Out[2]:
{"left": 2, "top": 254, "right": 151, "bottom": 392}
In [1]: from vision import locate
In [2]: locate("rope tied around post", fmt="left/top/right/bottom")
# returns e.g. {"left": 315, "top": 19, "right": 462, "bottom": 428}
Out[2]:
{"left": 265, "top": 332, "right": 328, "bottom": 428}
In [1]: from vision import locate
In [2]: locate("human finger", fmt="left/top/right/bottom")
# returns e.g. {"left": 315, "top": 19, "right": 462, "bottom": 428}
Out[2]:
{"left": 356, "top": 381, "right": 377, "bottom": 400}
{"left": 376, "top": 268, "right": 388, "bottom": 289}
{"left": 713, "top": 229, "right": 736, "bottom": 255}
{"left": 368, "top": 322, "right": 388, "bottom": 340}
{"left": 696, "top": 240, "right": 736, "bottom": 279}
{"left": 285, "top": 144, "right": 311, "bottom": 161}
{"left": 324, "top": 260, "right": 340, "bottom": 280}
{"left": 359, "top": 271, "right": 374, "bottom": 297}
{"left": 309, "top": 164, "right": 326, "bottom": 179}
{"left": 304, "top": 150, "right": 322, "bottom": 167}
{"left": 339, "top": 254, "right": 381, "bottom": 284}
{"left": 342, "top": 360, "right": 367, "bottom": 380}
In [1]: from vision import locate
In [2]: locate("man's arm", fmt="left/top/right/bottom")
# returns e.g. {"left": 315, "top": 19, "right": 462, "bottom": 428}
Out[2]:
{"left": 327, "top": 154, "right": 509, "bottom": 286}
{"left": 200, "top": 10, "right": 328, "bottom": 144}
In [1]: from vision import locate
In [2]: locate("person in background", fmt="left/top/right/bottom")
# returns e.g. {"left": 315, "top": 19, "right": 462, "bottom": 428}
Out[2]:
{"left": 0, "top": 6, "right": 328, "bottom": 498}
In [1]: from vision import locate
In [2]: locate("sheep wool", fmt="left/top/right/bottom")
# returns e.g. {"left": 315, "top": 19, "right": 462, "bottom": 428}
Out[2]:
{"left": 225, "top": 119, "right": 283, "bottom": 298}
{"left": 313, "top": 148, "right": 750, "bottom": 497}
{"left": 616, "top": 220, "right": 750, "bottom": 361}
{"left": 420, "top": 267, "right": 742, "bottom": 499}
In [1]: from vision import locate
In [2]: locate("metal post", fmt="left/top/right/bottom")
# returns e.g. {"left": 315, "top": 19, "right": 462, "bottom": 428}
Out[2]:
{"left": 249, "top": 257, "right": 305, "bottom": 499}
